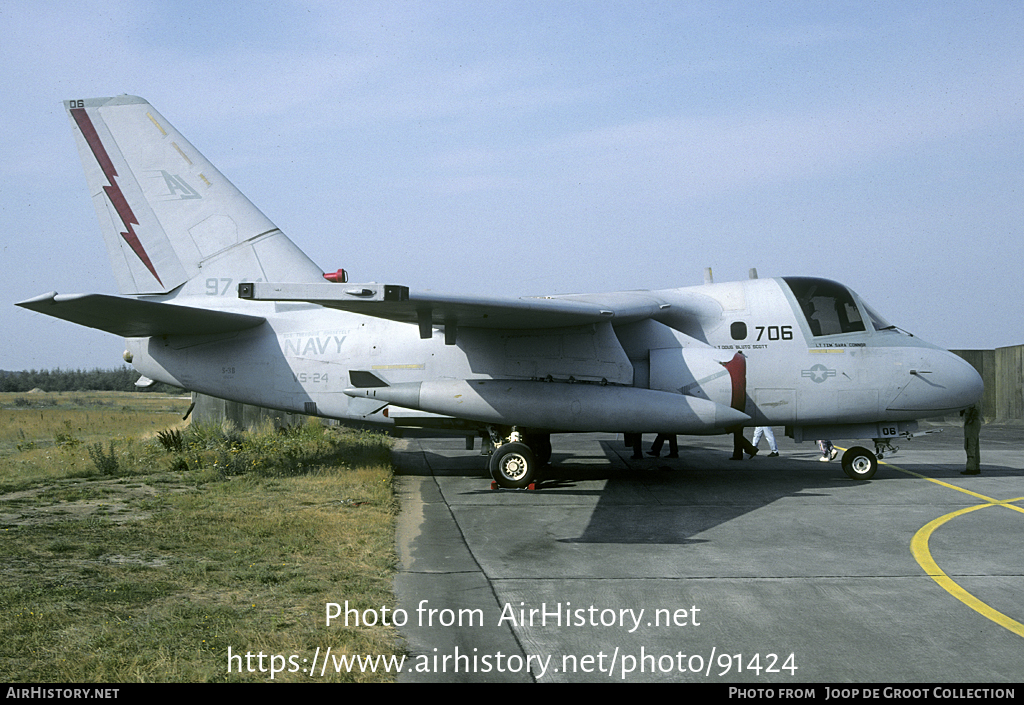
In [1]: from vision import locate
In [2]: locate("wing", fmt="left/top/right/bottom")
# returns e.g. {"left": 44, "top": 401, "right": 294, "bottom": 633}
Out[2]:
{"left": 17, "top": 292, "right": 265, "bottom": 337}
{"left": 238, "top": 281, "right": 671, "bottom": 339}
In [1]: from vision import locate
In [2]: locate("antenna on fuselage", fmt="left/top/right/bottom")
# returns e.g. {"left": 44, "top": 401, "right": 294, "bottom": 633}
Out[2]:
{"left": 704, "top": 267, "right": 713, "bottom": 284}
{"left": 749, "top": 268, "right": 759, "bottom": 279}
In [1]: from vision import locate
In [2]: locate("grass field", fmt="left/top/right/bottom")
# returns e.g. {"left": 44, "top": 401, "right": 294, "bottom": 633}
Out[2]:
{"left": 0, "top": 391, "right": 403, "bottom": 682}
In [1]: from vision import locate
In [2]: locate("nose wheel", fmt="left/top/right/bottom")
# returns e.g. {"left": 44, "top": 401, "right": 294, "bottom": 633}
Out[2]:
{"left": 841, "top": 446, "right": 878, "bottom": 480}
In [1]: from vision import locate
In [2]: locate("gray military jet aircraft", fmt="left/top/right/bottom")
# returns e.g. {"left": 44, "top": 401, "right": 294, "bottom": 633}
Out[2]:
{"left": 18, "top": 96, "right": 983, "bottom": 488}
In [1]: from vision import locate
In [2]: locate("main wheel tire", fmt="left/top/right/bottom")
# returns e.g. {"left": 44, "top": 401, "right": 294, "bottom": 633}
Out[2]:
{"left": 841, "top": 446, "right": 878, "bottom": 480}
{"left": 489, "top": 442, "right": 537, "bottom": 489}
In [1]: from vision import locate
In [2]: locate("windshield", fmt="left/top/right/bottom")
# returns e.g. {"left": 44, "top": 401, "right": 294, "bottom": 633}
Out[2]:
{"left": 782, "top": 277, "right": 866, "bottom": 337}
{"left": 862, "top": 301, "right": 892, "bottom": 331}
{"left": 861, "top": 299, "right": 912, "bottom": 335}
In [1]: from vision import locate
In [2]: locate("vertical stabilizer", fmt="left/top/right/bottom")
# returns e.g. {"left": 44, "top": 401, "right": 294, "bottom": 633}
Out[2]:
{"left": 65, "top": 96, "right": 323, "bottom": 296}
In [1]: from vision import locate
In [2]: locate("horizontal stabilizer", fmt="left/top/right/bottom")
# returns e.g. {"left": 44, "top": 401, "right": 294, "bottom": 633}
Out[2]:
{"left": 17, "top": 292, "right": 265, "bottom": 337}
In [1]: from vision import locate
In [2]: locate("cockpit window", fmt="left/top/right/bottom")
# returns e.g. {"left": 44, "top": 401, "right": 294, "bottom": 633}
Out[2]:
{"left": 783, "top": 277, "right": 866, "bottom": 337}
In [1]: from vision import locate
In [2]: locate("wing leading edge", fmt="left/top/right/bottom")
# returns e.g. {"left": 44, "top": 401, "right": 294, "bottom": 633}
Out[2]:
{"left": 239, "top": 281, "right": 671, "bottom": 338}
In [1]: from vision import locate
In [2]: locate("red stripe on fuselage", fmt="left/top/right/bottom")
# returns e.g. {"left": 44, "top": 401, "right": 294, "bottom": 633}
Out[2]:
{"left": 721, "top": 352, "right": 747, "bottom": 412}
{"left": 71, "top": 107, "right": 163, "bottom": 286}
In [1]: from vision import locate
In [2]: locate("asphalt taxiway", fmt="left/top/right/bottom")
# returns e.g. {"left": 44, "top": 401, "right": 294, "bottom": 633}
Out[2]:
{"left": 390, "top": 422, "right": 1024, "bottom": 683}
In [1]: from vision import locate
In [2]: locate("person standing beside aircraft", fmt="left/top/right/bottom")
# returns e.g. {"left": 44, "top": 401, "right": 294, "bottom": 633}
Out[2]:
{"left": 648, "top": 434, "right": 678, "bottom": 458}
{"left": 625, "top": 433, "right": 644, "bottom": 460}
{"left": 730, "top": 428, "right": 758, "bottom": 460}
{"left": 818, "top": 439, "right": 838, "bottom": 462}
{"left": 961, "top": 404, "right": 981, "bottom": 475}
{"left": 752, "top": 427, "right": 779, "bottom": 457}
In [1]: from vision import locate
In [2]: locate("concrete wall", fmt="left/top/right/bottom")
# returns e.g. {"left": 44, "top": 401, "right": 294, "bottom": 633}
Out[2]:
{"left": 189, "top": 393, "right": 317, "bottom": 429}
{"left": 952, "top": 345, "right": 1024, "bottom": 422}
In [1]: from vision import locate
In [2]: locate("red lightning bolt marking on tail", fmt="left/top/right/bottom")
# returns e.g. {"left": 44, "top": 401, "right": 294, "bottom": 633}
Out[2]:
{"left": 70, "top": 107, "right": 163, "bottom": 286}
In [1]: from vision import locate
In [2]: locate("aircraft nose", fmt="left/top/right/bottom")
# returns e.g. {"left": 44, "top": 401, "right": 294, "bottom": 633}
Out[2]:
{"left": 886, "top": 348, "right": 983, "bottom": 413}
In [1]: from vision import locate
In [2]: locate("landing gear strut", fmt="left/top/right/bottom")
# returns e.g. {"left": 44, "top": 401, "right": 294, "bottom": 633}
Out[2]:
{"left": 873, "top": 438, "right": 899, "bottom": 459}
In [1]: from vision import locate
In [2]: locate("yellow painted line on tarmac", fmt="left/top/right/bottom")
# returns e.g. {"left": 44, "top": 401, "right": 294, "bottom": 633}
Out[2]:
{"left": 879, "top": 457, "right": 1024, "bottom": 639}
{"left": 884, "top": 459, "right": 1024, "bottom": 512}
{"left": 910, "top": 504, "right": 1024, "bottom": 638}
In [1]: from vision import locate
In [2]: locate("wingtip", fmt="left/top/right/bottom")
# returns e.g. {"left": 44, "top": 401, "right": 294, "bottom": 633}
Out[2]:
{"left": 15, "top": 291, "right": 59, "bottom": 308}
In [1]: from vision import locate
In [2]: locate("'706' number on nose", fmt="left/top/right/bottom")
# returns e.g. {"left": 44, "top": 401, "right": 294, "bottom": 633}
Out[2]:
{"left": 756, "top": 325, "right": 793, "bottom": 341}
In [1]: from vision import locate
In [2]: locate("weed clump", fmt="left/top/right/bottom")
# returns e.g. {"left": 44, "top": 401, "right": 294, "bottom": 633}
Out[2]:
{"left": 86, "top": 441, "right": 119, "bottom": 475}
{"left": 156, "top": 428, "right": 184, "bottom": 452}
{"left": 160, "top": 420, "right": 391, "bottom": 479}
{"left": 54, "top": 420, "right": 81, "bottom": 448}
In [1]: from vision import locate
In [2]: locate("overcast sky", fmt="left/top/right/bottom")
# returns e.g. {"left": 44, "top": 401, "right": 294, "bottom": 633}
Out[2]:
{"left": 2, "top": 1, "right": 1022, "bottom": 371}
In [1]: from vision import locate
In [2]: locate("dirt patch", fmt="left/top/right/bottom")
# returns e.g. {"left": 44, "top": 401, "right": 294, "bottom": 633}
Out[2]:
{"left": 0, "top": 475, "right": 191, "bottom": 526}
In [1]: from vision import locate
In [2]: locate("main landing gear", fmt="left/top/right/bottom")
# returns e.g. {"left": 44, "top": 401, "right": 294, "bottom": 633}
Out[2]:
{"left": 486, "top": 428, "right": 551, "bottom": 489}
{"left": 840, "top": 446, "right": 879, "bottom": 481}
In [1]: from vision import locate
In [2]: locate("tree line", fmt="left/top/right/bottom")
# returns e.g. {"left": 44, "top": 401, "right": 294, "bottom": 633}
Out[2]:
{"left": 0, "top": 367, "right": 183, "bottom": 393}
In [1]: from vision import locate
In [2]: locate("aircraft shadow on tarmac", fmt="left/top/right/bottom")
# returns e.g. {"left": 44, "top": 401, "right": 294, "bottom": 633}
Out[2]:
{"left": 558, "top": 436, "right": 1017, "bottom": 544}
{"left": 403, "top": 428, "right": 1015, "bottom": 546}
{"left": 557, "top": 440, "right": 839, "bottom": 545}
{"left": 408, "top": 440, "right": 840, "bottom": 545}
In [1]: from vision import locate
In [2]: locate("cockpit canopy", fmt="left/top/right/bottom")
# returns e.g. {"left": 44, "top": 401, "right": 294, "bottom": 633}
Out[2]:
{"left": 783, "top": 277, "right": 898, "bottom": 337}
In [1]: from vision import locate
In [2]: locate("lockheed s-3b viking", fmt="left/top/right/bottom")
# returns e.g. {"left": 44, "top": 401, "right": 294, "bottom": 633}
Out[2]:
{"left": 18, "top": 96, "right": 983, "bottom": 488}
